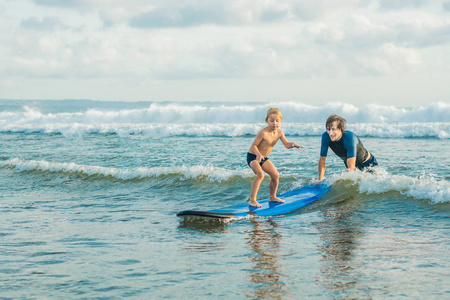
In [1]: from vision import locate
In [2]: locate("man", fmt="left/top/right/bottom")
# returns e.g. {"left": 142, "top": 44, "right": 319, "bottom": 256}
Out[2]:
{"left": 318, "top": 114, "right": 378, "bottom": 181}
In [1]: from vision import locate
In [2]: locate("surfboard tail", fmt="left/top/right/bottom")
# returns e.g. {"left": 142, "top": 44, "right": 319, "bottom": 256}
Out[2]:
{"left": 176, "top": 210, "right": 236, "bottom": 219}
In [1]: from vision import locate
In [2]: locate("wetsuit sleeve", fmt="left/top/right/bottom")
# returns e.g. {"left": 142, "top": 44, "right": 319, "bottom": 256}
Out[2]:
{"left": 343, "top": 132, "right": 358, "bottom": 158}
{"left": 320, "top": 132, "right": 330, "bottom": 157}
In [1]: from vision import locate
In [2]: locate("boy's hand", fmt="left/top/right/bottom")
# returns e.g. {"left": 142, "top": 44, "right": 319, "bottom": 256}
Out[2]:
{"left": 292, "top": 143, "right": 304, "bottom": 150}
{"left": 256, "top": 154, "right": 264, "bottom": 163}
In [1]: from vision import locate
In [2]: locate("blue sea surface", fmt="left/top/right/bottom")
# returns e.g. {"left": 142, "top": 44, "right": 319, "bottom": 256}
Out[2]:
{"left": 0, "top": 100, "right": 449, "bottom": 299}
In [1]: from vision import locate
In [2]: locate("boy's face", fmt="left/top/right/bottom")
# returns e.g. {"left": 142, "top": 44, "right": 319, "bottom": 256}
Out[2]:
{"left": 266, "top": 113, "right": 282, "bottom": 130}
{"left": 327, "top": 121, "right": 343, "bottom": 141}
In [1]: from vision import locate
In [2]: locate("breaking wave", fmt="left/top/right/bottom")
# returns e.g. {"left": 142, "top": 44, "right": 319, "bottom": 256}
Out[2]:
{"left": 328, "top": 168, "right": 450, "bottom": 204}
{"left": 1, "top": 158, "right": 448, "bottom": 204}
{"left": 0, "top": 101, "right": 448, "bottom": 138}
{"left": 2, "top": 101, "right": 446, "bottom": 123}
{"left": 0, "top": 158, "right": 253, "bottom": 183}
{"left": 0, "top": 122, "right": 448, "bottom": 139}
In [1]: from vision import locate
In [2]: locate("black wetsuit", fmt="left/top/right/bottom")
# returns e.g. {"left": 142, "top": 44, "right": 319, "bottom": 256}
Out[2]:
{"left": 320, "top": 131, "right": 378, "bottom": 170}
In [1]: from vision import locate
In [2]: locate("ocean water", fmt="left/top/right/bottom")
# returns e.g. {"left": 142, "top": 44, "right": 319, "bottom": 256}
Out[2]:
{"left": 0, "top": 100, "right": 449, "bottom": 299}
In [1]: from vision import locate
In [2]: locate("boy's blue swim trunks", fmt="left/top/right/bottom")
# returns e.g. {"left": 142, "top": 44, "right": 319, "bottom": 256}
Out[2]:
{"left": 247, "top": 152, "right": 269, "bottom": 167}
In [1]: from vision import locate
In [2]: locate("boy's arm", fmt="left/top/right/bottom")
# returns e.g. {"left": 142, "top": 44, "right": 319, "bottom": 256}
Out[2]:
{"left": 250, "top": 131, "right": 265, "bottom": 162}
{"left": 279, "top": 130, "right": 303, "bottom": 150}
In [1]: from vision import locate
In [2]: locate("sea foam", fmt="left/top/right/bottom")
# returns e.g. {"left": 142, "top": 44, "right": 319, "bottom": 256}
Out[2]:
{"left": 0, "top": 158, "right": 253, "bottom": 182}
{"left": 0, "top": 101, "right": 448, "bottom": 138}
{"left": 0, "top": 102, "right": 450, "bottom": 139}
{"left": 330, "top": 168, "right": 450, "bottom": 204}
{"left": 2, "top": 158, "right": 448, "bottom": 204}
{"left": 0, "top": 122, "right": 448, "bottom": 139}
{"left": 0, "top": 101, "right": 448, "bottom": 123}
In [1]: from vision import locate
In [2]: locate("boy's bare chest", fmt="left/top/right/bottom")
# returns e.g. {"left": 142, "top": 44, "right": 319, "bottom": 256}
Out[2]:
{"left": 261, "top": 135, "right": 279, "bottom": 147}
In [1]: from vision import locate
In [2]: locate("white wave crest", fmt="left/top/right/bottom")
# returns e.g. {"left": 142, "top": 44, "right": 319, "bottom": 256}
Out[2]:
{"left": 0, "top": 122, "right": 448, "bottom": 139}
{"left": 330, "top": 168, "right": 450, "bottom": 204}
{"left": 1, "top": 101, "right": 448, "bottom": 138}
{"left": 0, "top": 158, "right": 253, "bottom": 182}
{"left": 0, "top": 101, "right": 448, "bottom": 125}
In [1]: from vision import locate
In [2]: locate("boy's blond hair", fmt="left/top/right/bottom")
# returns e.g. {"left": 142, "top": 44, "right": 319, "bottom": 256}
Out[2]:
{"left": 265, "top": 108, "right": 282, "bottom": 122}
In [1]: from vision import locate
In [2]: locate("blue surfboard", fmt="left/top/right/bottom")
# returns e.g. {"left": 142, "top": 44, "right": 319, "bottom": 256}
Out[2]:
{"left": 177, "top": 183, "right": 331, "bottom": 219}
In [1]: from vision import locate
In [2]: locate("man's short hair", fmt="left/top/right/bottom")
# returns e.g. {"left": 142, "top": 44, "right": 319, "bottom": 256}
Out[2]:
{"left": 326, "top": 114, "right": 347, "bottom": 132}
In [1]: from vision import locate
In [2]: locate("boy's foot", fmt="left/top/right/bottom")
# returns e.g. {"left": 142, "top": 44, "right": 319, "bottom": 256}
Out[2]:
{"left": 269, "top": 196, "right": 285, "bottom": 203}
{"left": 249, "top": 200, "right": 262, "bottom": 208}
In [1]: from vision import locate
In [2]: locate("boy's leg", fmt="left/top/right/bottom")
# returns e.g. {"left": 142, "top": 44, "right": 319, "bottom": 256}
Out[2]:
{"left": 261, "top": 160, "right": 284, "bottom": 203}
{"left": 249, "top": 161, "right": 264, "bottom": 207}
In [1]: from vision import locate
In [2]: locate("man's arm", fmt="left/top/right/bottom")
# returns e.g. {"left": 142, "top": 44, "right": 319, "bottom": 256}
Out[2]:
{"left": 318, "top": 156, "right": 326, "bottom": 181}
{"left": 318, "top": 132, "right": 330, "bottom": 181}
{"left": 346, "top": 157, "right": 356, "bottom": 171}
{"left": 343, "top": 132, "right": 358, "bottom": 171}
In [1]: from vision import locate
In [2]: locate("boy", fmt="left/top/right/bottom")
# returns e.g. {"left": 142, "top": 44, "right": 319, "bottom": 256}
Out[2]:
{"left": 247, "top": 108, "right": 303, "bottom": 207}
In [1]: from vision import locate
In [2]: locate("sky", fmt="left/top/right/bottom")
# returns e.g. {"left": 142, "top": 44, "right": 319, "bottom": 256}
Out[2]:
{"left": 0, "top": 0, "right": 449, "bottom": 106}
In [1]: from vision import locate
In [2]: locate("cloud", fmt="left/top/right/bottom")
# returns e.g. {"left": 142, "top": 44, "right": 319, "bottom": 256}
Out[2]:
{"left": 126, "top": 0, "right": 365, "bottom": 29}
{"left": 306, "top": 15, "right": 394, "bottom": 48}
{"left": 1, "top": 0, "right": 449, "bottom": 104}
{"left": 291, "top": 1, "right": 372, "bottom": 21}
{"left": 444, "top": 2, "right": 450, "bottom": 12}
{"left": 8, "top": 35, "right": 73, "bottom": 78}
{"left": 378, "top": 0, "right": 427, "bottom": 11}
{"left": 291, "top": 2, "right": 328, "bottom": 21}
{"left": 356, "top": 43, "right": 422, "bottom": 75}
{"left": 20, "top": 16, "right": 68, "bottom": 31}
{"left": 259, "top": 7, "right": 289, "bottom": 22}
{"left": 129, "top": 4, "right": 228, "bottom": 28}
{"left": 397, "top": 20, "right": 450, "bottom": 47}
{"left": 33, "top": 0, "right": 82, "bottom": 7}
{"left": 127, "top": 0, "right": 295, "bottom": 28}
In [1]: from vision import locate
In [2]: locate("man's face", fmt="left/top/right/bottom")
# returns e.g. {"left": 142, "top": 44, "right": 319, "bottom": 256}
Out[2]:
{"left": 327, "top": 121, "right": 343, "bottom": 142}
